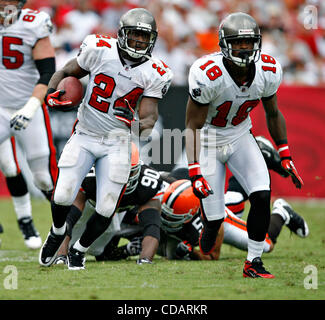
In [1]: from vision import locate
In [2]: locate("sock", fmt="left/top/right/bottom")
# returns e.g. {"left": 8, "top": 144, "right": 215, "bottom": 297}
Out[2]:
{"left": 52, "top": 222, "right": 66, "bottom": 235}
{"left": 268, "top": 214, "right": 285, "bottom": 244}
{"left": 73, "top": 239, "right": 88, "bottom": 253}
{"left": 6, "top": 173, "right": 28, "bottom": 197}
{"left": 51, "top": 200, "right": 71, "bottom": 229}
{"left": 12, "top": 194, "right": 32, "bottom": 220}
{"left": 78, "top": 212, "right": 113, "bottom": 249}
{"left": 247, "top": 191, "right": 271, "bottom": 241}
{"left": 247, "top": 238, "right": 265, "bottom": 262}
{"left": 41, "top": 189, "right": 53, "bottom": 202}
{"left": 66, "top": 205, "right": 82, "bottom": 237}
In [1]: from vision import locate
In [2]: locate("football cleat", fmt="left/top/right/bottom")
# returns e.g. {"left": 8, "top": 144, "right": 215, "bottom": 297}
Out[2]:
{"left": 18, "top": 217, "right": 42, "bottom": 249}
{"left": 272, "top": 199, "right": 309, "bottom": 237}
{"left": 68, "top": 248, "right": 86, "bottom": 270}
{"left": 243, "top": 257, "right": 275, "bottom": 278}
{"left": 136, "top": 258, "right": 152, "bottom": 265}
{"left": 39, "top": 228, "right": 66, "bottom": 267}
{"left": 0, "top": 223, "right": 3, "bottom": 233}
{"left": 54, "top": 255, "right": 68, "bottom": 265}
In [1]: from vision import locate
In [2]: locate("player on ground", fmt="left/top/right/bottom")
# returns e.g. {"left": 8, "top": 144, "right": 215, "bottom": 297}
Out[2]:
{"left": 185, "top": 12, "right": 303, "bottom": 278}
{"left": 162, "top": 169, "right": 308, "bottom": 261}
{"left": 39, "top": 8, "right": 173, "bottom": 270}
{"left": 0, "top": 0, "right": 58, "bottom": 248}
{"left": 53, "top": 136, "right": 308, "bottom": 264}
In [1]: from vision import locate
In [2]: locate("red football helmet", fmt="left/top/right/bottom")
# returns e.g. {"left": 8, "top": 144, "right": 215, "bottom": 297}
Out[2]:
{"left": 124, "top": 142, "right": 141, "bottom": 195}
{"left": 161, "top": 179, "right": 200, "bottom": 232}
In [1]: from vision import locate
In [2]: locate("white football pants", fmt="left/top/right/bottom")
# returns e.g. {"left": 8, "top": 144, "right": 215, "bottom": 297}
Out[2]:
{"left": 200, "top": 131, "right": 270, "bottom": 221}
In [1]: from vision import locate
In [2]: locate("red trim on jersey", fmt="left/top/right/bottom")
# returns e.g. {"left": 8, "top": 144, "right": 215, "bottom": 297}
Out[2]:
{"left": 71, "top": 119, "right": 79, "bottom": 135}
{"left": 224, "top": 212, "right": 247, "bottom": 231}
{"left": 10, "top": 137, "right": 21, "bottom": 174}
{"left": 42, "top": 103, "right": 58, "bottom": 185}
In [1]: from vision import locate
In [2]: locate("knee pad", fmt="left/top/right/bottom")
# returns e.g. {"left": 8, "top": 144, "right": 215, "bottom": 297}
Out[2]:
{"left": 0, "top": 160, "right": 18, "bottom": 177}
{"left": 53, "top": 185, "right": 75, "bottom": 206}
{"left": 138, "top": 208, "right": 161, "bottom": 241}
{"left": 32, "top": 171, "right": 54, "bottom": 192}
{"left": 96, "top": 193, "right": 119, "bottom": 218}
{"left": 28, "top": 156, "right": 54, "bottom": 191}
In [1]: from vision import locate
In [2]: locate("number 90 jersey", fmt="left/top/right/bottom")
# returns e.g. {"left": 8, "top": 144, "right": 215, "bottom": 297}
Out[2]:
{"left": 0, "top": 9, "right": 53, "bottom": 109}
{"left": 81, "top": 164, "right": 169, "bottom": 211}
{"left": 188, "top": 52, "right": 282, "bottom": 146}
{"left": 76, "top": 35, "right": 173, "bottom": 135}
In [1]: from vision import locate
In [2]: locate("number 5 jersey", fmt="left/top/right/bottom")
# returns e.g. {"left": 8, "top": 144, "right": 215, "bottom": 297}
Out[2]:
{"left": 0, "top": 9, "right": 53, "bottom": 109}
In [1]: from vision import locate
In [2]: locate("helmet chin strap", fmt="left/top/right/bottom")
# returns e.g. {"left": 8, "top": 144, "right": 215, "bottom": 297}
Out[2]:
{"left": 238, "top": 50, "right": 251, "bottom": 67}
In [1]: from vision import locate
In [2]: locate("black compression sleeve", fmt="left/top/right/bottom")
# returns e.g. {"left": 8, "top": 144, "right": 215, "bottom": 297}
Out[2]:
{"left": 35, "top": 57, "right": 56, "bottom": 85}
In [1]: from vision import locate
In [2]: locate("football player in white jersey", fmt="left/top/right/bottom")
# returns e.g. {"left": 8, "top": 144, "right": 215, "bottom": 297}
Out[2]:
{"left": 185, "top": 13, "right": 303, "bottom": 278}
{"left": 0, "top": 1, "right": 57, "bottom": 248}
{"left": 39, "top": 8, "right": 173, "bottom": 269}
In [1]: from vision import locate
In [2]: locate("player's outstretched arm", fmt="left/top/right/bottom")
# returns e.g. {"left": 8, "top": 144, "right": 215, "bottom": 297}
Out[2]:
{"left": 263, "top": 95, "right": 303, "bottom": 189}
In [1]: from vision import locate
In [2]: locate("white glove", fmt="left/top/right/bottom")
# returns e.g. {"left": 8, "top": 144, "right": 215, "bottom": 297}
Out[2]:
{"left": 10, "top": 97, "right": 41, "bottom": 130}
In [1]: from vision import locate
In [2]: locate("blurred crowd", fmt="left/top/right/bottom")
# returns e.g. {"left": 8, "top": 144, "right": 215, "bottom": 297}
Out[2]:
{"left": 26, "top": 0, "right": 325, "bottom": 86}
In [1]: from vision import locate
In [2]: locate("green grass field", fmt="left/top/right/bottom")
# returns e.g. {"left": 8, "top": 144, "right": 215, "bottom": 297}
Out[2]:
{"left": 0, "top": 198, "right": 324, "bottom": 300}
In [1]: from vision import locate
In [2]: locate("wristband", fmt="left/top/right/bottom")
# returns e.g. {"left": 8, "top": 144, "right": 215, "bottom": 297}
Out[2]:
{"left": 23, "top": 96, "right": 42, "bottom": 117}
{"left": 188, "top": 162, "right": 201, "bottom": 177}
{"left": 276, "top": 143, "right": 291, "bottom": 159}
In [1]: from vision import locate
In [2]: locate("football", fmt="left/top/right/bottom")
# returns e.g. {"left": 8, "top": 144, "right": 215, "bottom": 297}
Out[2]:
{"left": 57, "top": 76, "right": 84, "bottom": 107}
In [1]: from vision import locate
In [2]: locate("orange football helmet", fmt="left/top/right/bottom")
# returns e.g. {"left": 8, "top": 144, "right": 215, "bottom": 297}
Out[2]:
{"left": 161, "top": 179, "right": 200, "bottom": 232}
{"left": 124, "top": 142, "right": 141, "bottom": 195}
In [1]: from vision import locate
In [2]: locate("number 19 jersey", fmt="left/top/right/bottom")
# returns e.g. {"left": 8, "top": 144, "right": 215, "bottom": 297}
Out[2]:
{"left": 76, "top": 35, "right": 173, "bottom": 135}
{"left": 188, "top": 52, "right": 282, "bottom": 146}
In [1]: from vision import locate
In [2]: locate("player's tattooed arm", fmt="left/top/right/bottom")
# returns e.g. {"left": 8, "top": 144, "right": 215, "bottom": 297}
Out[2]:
{"left": 47, "top": 58, "right": 89, "bottom": 90}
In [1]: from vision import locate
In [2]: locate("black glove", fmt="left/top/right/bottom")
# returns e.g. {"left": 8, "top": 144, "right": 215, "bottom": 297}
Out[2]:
{"left": 175, "top": 240, "right": 193, "bottom": 259}
{"left": 113, "top": 99, "right": 135, "bottom": 127}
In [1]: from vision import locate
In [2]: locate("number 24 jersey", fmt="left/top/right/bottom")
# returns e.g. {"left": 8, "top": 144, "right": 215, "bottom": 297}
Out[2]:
{"left": 76, "top": 35, "right": 173, "bottom": 134}
{"left": 188, "top": 52, "right": 282, "bottom": 146}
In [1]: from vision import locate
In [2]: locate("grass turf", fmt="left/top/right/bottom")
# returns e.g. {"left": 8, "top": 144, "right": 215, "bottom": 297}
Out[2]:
{"left": 0, "top": 198, "right": 324, "bottom": 300}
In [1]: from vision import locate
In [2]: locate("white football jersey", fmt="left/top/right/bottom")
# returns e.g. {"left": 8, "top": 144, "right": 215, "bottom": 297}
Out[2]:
{"left": 0, "top": 9, "right": 53, "bottom": 109}
{"left": 188, "top": 52, "right": 282, "bottom": 145}
{"left": 76, "top": 35, "right": 173, "bottom": 134}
